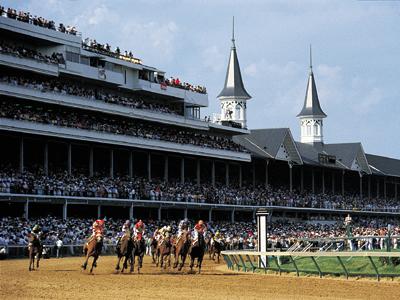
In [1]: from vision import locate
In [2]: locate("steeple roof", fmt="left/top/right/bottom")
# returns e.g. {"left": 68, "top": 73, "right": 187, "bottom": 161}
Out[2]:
{"left": 217, "top": 18, "right": 251, "bottom": 100}
{"left": 297, "top": 46, "right": 327, "bottom": 118}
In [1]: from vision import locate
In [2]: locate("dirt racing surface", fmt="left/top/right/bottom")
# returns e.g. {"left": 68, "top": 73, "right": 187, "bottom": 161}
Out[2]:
{"left": 1, "top": 255, "right": 399, "bottom": 300}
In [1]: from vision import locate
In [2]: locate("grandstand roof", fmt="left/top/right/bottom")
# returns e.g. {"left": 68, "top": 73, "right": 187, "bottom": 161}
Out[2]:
{"left": 366, "top": 154, "right": 400, "bottom": 178}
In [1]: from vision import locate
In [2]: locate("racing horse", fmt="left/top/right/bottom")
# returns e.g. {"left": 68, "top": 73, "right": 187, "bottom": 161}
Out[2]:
{"left": 173, "top": 230, "right": 191, "bottom": 271}
{"left": 210, "top": 239, "right": 225, "bottom": 263}
{"left": 130, "top": 235, "right": 146, "bottom": 273}
{"left": 115, "top": 231, "right": 133, "bottom": 273}
{"left": 189, "top": 233, "right": 206, "bottom": 274}
{"left": 81, "top": 236, "right": 103, "bottom": 274}
{"left": 156, "top": 236, "right": 172, "bottom": 269}
{"left": 27, "top": 233, "right": 43, "bottom": 271}
{"left": 150, "top": 237, "right": 158, "bottom": 263}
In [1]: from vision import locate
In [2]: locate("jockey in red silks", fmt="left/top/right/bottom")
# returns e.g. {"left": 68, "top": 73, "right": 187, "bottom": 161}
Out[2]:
{"left": 91, "top": 219, "right": 105, "bottom": 242}
{"left": 133, "top": 219, "right": 145, "bottom": 241}
{"left": 192, "top": 220, "right": 207, "bottom": 244}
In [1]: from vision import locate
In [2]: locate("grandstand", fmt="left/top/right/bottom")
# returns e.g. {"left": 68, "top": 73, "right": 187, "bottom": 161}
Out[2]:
{"left": 0, "top": 5, "right": 399, "bottom": 227}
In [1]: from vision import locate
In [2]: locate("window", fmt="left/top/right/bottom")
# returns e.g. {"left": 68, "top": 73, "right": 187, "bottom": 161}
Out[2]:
{"left": 307, "top": 125, "right": 311, "bottom": 136}
{"left": 235, "top": 104, "right": 241, "bottom": 119}
{"left": 66, "top": 51, "right": 80, "bottom": 63}
{"left": 314, "top": 124, "right": 319, "bottom": 135}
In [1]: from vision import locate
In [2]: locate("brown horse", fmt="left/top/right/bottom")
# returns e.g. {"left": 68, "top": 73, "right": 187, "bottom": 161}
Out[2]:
{"left": 150, "top": 237, "right": 158, "bottom": 263}
{"left": 27, "top": 233, "right": 42, "bottom": 271}
{"left": 189, "top": 233, "right": 206, "bottom": 274}
{"left": 130, "top": 237, "right": 146, "bottom": 273}
{"left": 210, "top": 239, "right": 225, "bottom": 263}
{"left": 115, "top": 232, "right": 133, "bottom": 273}
{"left": 173, "top": 231, "right": 191, "bottom": 271}
{"left": 156, "top": 237, "right": 172, "bottom": 269}
{"left": 81, "top": 236, "right": 103, "bottom": 274}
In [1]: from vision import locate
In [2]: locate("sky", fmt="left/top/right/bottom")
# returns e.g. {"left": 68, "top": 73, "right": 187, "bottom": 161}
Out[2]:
{"left": 4, "top": 0, "right": 400, "bottom": 158}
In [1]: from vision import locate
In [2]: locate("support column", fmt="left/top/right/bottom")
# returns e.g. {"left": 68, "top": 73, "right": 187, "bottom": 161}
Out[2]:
{"left": 158, "top": 207, "right": 162, "bottom": 221}
{"left": 164, "top": 155, "right": 169, "bottom": 182}
{"left": 147, "top": 153, "right": 151, "bottom": 181}
{"left": 44, "top": 142, "right": 49, "bottom": 176}
{"left": 252, "top": 209, "right": 256, "bottom": 221}
{"left": 208, "top": 209, "right": 212, "bottom": 222}
{"left": 322, "top": 169, "right": 325, "bottom": 194}
{"left": 395, "top": 182, "right": 398, "bottom": 200}
{"left": 62, "top": 200, "right": 68, "bottom": 220}
{"left": 129, "top": 152, "right": 133, "bottom": 179}
{"left": 211, "top": 160, "right": 215, "bottom": 187}
{"left": 109, "top": 149, "right": 114, "bottom": 178}
{"left": 67, "top": 143, "right": 72, "bottom": 175}
{"left": 300, "top": 168, "right": 304, "bottom": 193}
{"left": 252, "top": 162, "right": 256, "bottom": 187}
{"left": 24, "top": 200, "right": 29, "bottom": 219}
{"left": 311, "top": 168, "right": 315, "bottom": 194}
{"left": 376, "top": 179, "right": 380, "bottom": 198}
{"left": 231, "top": 209, "right": 235, "bottom": 223}
{"left": 384, "top": 178, "right": 387, "bottom": 200}
{"left": 225, "top": 163, "right": 229, "bottom": 187}
{"left": 97, "top": 205, "right": 101, "bottom": 219}
{"left": 89, "top": 147, "right": 94, "bottom": 177}
{"left": 184, "top": 208, "right": 188, "bottom": 219}
{"left": 129, "top": 203, "right": 134, "bottom": 220}
{"left": 359, "top": 173, "right": 363, "bottom": 200}
{"left": 239, "top": 165, "right": 243, "bottom": 188}
{"left": 265, "top": 160, "right": 269, "bottom": 188}
{"left": 196, "top": 159, "right": 201, "bottom": 186}
{"left": 331, "top": 172, "right": 335, "bottom": 194}
{"left": 180, "top": 157, "right": 185, "bottom": 184}
{"left": 341, "top": 170, "right": 345, "bottom": 196}
{"left": 289, "top": 163, "right": 293, "bottom": 192}
{"left": 19, "top": 137, "right": 24, "bottom": 173}
{"left": 368, "top": 176, "right": 371, "bottom": 200}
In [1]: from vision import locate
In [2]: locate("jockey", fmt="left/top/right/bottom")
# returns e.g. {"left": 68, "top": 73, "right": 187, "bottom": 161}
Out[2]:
{"left": 192, "top": 220, "right": 207, "bottom": 243}
{"left": 213, "top": 230, "right": 222, "bottom": 243}
{"left": 91, "top": 219, "right": 105, "bottom": 242}
{"left": 176, "top": 218, "right": 189, "bottom": 241}
{"left": 31, "top": 224, "right": 42, "bottom": 240}
{"left": 117, "top": 220, "right": 131, "bottom": 243}
{"left": 133, "top": 219, "right": 146, "bottom": 241}
{"left": 158, "top": 225, "right": 172, "bottom": 242}
{"left": 153, "top": 228, "right": 161, "bottom": 241}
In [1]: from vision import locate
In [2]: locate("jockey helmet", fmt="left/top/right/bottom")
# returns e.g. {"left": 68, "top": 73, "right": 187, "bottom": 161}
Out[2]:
{"left": 138, "top": 219, "right": 143, "bottom": 226}
{"left": 97, "top": 219, "right": 104, "bottom": 226}
{"left": 166, "top": 225, "right": 171, "bottom": 231}
{"left": 198, "top": 220, "right": 204, "bottom": 226}
{"left": 32, "top": 225, "right": 41, "bottom": 232}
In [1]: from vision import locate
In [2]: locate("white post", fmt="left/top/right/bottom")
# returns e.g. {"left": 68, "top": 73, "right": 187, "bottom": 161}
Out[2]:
{"left": 257, "top": 209, "right": 269, "bottom": 268}
{"left": 184, "top": 208, "right": 188, "bottom": 219}
{"left": 289, "top": 163, "right": 293, "bottom": 192}
{"left": 24, "top": 200, "right": 29, "bottom": 219}
{"left": 158, "top": 207, "right": 162, "bottom": 221}
{"left": 129, "top": 203, "right": 134, "bottom": 220}
{"left": 63, "top": 201, "right": 68, "bottom": 220}
{"left": 208, "top": 209, "right": 212, "bottom": 222}
{"left": 97, "top": 205, "right": 101, "bottom": 219}
{"left": 44, "top": 142, "right": 49, "bottom": 176}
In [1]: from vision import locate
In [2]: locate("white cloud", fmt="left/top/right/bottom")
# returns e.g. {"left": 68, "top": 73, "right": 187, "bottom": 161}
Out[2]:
{"left": 244, "top": 63, "right": 257, "bottom": 77}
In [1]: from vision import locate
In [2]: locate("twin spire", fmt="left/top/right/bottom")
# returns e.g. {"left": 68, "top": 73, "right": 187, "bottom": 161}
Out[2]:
{"left": 217, "top": 17, "right": 251, "bottom": 100}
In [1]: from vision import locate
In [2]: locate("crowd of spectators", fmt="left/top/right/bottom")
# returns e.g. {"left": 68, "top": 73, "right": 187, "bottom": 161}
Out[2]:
{"left": 0, "top": 41, "right": 65, "bottom": 64}
{"left": 0, "top": 100, "right": 245, "bottom": 152}
{"left": 164, "top": 77, "right": 207, "bottom": 94}
{"left": 0, "top": 6, "right": 78, "bottom": 35}
{"left": 0, "top": 166, "right": 399, "bottom": 212}
{"left": 0, "top": 216, "right": 398, "bottom": 252}
{"left": 1, "top": 75, "right": 180, "bottom": 115}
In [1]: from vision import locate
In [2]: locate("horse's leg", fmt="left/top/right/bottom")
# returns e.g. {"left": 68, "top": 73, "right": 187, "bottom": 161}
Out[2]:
{"left": 198, "top": 256, "right": 203, "bottom": 274}
{"left": 178, "top": 253, "right": 186, "bottom": 271}
{"left": 115, "top": 255, "right": 122, "bottom": 272}
{"left": 90, "top": 255, "right": 98, "bottom": 274}
{"left": 82, "top": 254, "right": 90, "bottom": 270}
{"left": 36, "top": 252, "right": 41, "bottom": 269}
{"left": 173, "top": 248, "right": 179, "bottom": 268}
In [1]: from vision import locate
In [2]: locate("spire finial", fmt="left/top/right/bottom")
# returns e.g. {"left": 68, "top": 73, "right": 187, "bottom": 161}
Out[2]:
{"left": 232, "top": 16, "right": 235, "bottom": 47}
{"left": 309, "top": 44, "right": 313, "bottom": 71}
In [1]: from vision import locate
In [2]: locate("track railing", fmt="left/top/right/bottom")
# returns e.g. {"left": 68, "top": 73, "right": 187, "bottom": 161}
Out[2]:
{"left": 221, "top": 250, "right": 400, "bottom": 281}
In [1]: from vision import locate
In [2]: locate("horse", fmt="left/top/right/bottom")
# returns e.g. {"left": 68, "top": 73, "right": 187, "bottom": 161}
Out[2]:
{"left": 130, "top": 236, "right": 146, "bottom": 273}
{"left": 81, "top": 235, "right": 103, "bottom": 274}
{"left": 115, "top": 232, "right": 133, "bottom": 273}
{"left": 27, "top": 233, "right": 42, "bottom": 271}
{"left": 189, "top": 233, "right": 206, "bottom": 274}
{"left": 156, "top": 236, "right": 172, "bottom": 269}
{"left": 173, "top": 230, "right": 191, "bottom": 271}
{"left": 211, "top": 239, "right": 225, "bottom": 263}
{"left": 150, "top": 237, "right": 158, "bottom": 263}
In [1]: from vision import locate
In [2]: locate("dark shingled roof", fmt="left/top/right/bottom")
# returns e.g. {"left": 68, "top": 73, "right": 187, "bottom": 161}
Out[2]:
{"left": 217, "top": 41, "right": 251, "bottom": 100}
{"left": 366, "top": 154, "right": 400, "bottom": 177}
{"left": 297, "top": 70, "right": 327, "bottom": 118}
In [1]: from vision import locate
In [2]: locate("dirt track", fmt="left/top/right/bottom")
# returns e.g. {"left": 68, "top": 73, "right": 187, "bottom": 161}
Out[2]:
{"left": 1, "top": 255, "right": 399, "bottom": 299}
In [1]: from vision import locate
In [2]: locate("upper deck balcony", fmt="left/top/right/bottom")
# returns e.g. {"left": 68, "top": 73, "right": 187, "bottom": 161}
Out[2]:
{"left": 0, "top": 52, "right": 59, "bottom": 76}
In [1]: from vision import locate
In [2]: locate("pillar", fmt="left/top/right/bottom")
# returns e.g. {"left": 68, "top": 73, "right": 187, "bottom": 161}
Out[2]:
{"left": 158, "top": 207, "right": 162, "bottom": 221}
{"left": 322, "top": 169, "right": 325, "bottom": 194}
{"left": 147, "top": 153, "right": 151, "bottom": 181}
{"left": 384, "top": 178, "right": 387, "bottom": 199}
{"left": 44, "top": 142, "right": 49, "bottom": 176}
{"left": 109, "top": 149, "right": 114, "bottom": 178}
{"left": 129, "top": 203, "right": 134, "bottom": 220}
{"left": 67, "top": 143, "right": 72, "bottom": 175}
{"left": 359, "top": 173, "right": 363, "bottom": 200}
{"left": 62, "top": 201, "right": 68, "bottom": 220}
{"left": 239, "top": 165, "right": 243, "bottom": 188}
{"left": 252, "top": 209, "right": 256, "bottom": 221}
{"left": 231, "top": 209, "right": 235, "bottom": 223}
{"left": 180, "top": 157, "right": 185, "bottom": 184}
{"left": 341, "top": 170, "right": 345, "bottom": 196}
{"left": 331, "top": 172, "right": 335, "bottom": 194}
{"left": 129, "top": 152, "right": 133, "bottom": 179}
{"left": 184, "top": 208, "right": 188, "bottom": 219}
{"left": 395, "top": 182, "right": 398, "bottom": 200}
{"left": 225, "top": 163, "right": 229, "bottom": 186}
{"left": 256, "top": 209, "right": 269, "bottom": 267}
{"left": 368, "top": 176, "right": 371, "bottom": 200}
{"left": 252, "top": 162, "right": 256, "bottom": 187}
{"left": 24, "top": 200, "right": 29, "bottom": 219}
{"left": 211, "top": 160, "right": 215, "bottom": 187}
{"left": 19, "top": 137, "right": 24, "bottom": 173}
{"left": 289, "top": 163, "right": 293, "bottom": 192}
{"left": 265, "top": 160, "right": 269, "bottom": 188}
{"left": 196, "top": 159, "right": 201, "bottom": 186}
{"left": 311, "top": 168, "right": 315, "bottom": 194}
{"left": 89, "top": 147, "right": 94, "bottom": 177}
{"left": 97, "top": 205, "right": 101, "bottom": 219}
{"left": 300, "top": 168, "right": 304, "bottom": 193}
{"left": 376, "top": 179, "right": 380, "bottom": 198}
{"left": 164, "top": 155, "right": 169, "bottom": 182}
{"left": 208, "top": 208, "right": 212, "bottom": 222}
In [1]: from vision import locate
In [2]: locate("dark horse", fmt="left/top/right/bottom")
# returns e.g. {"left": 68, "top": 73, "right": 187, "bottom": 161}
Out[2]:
{"left": 27, "top": 233, "right": 43, "bottom": 271}
{"left": 189, "top": 233, "right": 206, "bottom": 274}
{"left": 81, "top": 236, "right": 103, "bottom": 274}
{"left": 115, "top": 232, "right": 133, "bottom": 273}
{"left": 173, "top": 230, "right": 191, "bottom": 271}
{"left": 211, "top": 239, "right": 225, "bottom": 263}
{"left": 156, "top": 237, "right": 172, "bottom": 269}
{"left": 150, "top": 237, "right": 158, "bottom": 263}
{"left": 131, "top": 237, "right": 146, "bottom": 273}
